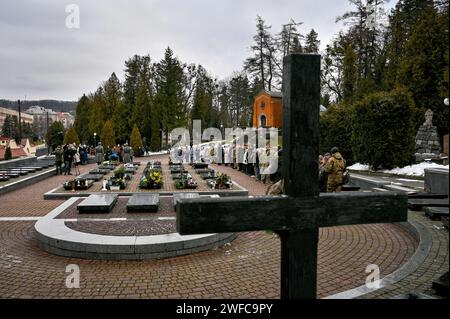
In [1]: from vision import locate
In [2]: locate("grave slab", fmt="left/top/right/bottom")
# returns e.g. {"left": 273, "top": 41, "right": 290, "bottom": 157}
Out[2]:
{"left": 408, "top": 198, "right": 450, "bottom": 211}
{"left": 424, "top": 207, "right": 449, "bottom": 220}
{"left": 77, "top": 194, "right": 118, "bottom": 214}
{"left": 79, "top": 174, "right": 104, "bottom": 181}
{"left": 127, "top": 194, "right": 160, "bottom": 212}
{"left": 173, "top": 193, "right": 200, "bottom": 207}
{"left": 408, "top": 193, "right": 448, "bottom": 199}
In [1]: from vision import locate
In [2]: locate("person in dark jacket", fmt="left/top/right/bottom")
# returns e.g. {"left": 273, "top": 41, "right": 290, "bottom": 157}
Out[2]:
{"left": 53, "top": 145, "right": 63, "bottom": 175}
{"left": 63, "top": 145, "right": 74, "bottom": 175}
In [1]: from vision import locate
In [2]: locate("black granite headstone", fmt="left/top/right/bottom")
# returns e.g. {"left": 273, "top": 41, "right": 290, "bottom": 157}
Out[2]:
{"left": 127, "top": 194, "right": 160, "bottom": 212}
{"left": 77, "top": 194, "right": 118, "bottom": 213}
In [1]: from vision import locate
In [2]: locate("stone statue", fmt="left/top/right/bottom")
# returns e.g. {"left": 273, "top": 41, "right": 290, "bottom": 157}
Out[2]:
{"left": 423, "top": 109, "right": 434, "bottom": 128}
{"left": 415, "top": 109, "right": 441, "bottom": 163}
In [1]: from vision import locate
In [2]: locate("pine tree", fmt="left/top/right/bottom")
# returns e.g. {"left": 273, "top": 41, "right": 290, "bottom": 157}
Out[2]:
{"left": 131, "top": 55, "right": 153, "bottom": 144}
{"left": 342, "top": 45, "right": 358, "bottom": 102}
{"left": 1, "top": 115, "right": 18, "bottom": 140}
{"left": 191, "top": 65, "right": 215, "bottom": 128}
{"left": 304, "top": 29, "right": 320, "bottom": 53}
{"left": 64, "top": 126, "right": 80, "bottom": 145}
{"left": 150, "top": 109, "right": 161, "bottom": 151}
{"left": 229, "top": 73, "right": 251, "bottom": 127}
{"left": 245, "top": 16, "right": 277, "bottom": 91}
{"left": 130, "top": 125, "right": 143, "bottom": 155}
{"left": 100, "top": 120, "right": 116, "bottom": 149}
{"left": 74, "top": 94, "right": 91, "bottom": 144}
{"left": 88, "top": 89, "right": 105, "bottom": 140}
{"left": 46, "top": 121, "right": 65, "bottom": 150}
{"left": 395, "top": 1, "right": 448, "bottom": 134}
{"left": 103, "top": 73, "right": 122, "bottom": 122}
{"left": 154, "top": 47, "right": 186, "bottom": 145}
{"left": 119, "top": 55, "right": 141, "bottom": 143}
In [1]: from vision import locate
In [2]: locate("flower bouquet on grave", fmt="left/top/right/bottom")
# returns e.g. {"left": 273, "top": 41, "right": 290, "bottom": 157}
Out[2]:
{"left": 113, "top": 166, "right": 126, "bottom": 179}
{"left": 175, "top": 180, "right": 185, "bottom": 190}
{"left": 214, "top": 173, "right": 232, "bottom": 189}
{"left": 149, "top": 169, "right": 163, "bottom": 189}
{"left": 139, "top": 169, "right": 163, "bottom": 189}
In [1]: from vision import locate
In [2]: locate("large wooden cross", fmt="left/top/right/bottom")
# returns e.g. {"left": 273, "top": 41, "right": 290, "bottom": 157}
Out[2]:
{"left": 176, "top": 54, "right": 408, "bottom": 299}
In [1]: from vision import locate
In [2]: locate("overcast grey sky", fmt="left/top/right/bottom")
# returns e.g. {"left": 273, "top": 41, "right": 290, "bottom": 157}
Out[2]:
{"left": 0, "top": 0, "right": 397, "bottom": 101}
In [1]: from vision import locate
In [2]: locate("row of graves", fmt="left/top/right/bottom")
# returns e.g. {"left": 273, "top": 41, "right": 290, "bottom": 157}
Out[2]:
{"left": 169, "top": 160, "right": 233, "bottom": 191}
{"left": 0, "top": 157, "right": 55, "bottom": 182}
{"left": 61, "top": 161, "right": 140, "bottom": 192}
{"left": 37, "top": 157, "right": 247, "bottom": 261}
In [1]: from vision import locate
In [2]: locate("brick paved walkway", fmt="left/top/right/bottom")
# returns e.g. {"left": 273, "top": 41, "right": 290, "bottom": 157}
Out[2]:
{"left": 359, "top": 211, "right": 449, "bottom": 299}
{"left": 0, "top": 155, "right": 422, "bottom": 299}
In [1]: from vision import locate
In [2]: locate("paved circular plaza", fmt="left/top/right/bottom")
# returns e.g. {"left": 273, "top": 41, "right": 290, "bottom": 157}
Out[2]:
{"left": 0, "top": 155, "right": 428, "bottom": 298}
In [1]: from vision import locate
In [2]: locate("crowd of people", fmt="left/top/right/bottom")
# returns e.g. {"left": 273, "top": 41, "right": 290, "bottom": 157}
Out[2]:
{"left": 171, "top": 142, "right": 347, "bottom": 195}
{"left": 170, "top": 142, "right": 282, "bottom": 184}
{"left": 52, "top": 144, "right": 90, "bottom": 176}
{"left": 52, "top": 142, "right": 138, "bottom": 176}
{"left": 93, "top": 143, "right": 134, "bottom": 165}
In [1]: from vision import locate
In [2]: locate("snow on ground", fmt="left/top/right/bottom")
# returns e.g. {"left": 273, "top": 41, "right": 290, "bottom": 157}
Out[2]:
{"left": 347, "top": 163, "right": 370, "bottom": 171}
{"left": 348, "top": 162, "right": 449, "bottom": 177}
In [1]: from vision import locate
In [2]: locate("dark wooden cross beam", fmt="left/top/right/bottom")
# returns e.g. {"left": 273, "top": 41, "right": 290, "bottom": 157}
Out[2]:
{"left": 176, "top": 54, "right": 408, "bottom": 299}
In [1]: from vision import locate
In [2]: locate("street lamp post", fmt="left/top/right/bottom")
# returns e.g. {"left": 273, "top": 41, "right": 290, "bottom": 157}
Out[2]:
{"left": 94, "top": 133, "right": 97, "bottom": 147}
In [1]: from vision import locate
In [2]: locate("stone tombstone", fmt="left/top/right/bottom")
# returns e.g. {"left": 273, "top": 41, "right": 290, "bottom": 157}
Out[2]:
{"left": 415, "top": 108, "right": 441, "bottom": 163}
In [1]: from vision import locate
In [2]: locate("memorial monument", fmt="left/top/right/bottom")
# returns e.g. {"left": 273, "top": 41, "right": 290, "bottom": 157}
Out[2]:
{"left": 415, "top": 109, "right": 441, "bottom": 163}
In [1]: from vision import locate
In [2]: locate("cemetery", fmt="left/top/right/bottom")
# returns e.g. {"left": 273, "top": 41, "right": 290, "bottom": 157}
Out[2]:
{"left": 44, "top": 159, "right": 248, "bottom": 199}
{"left": 0, "top": 1, "right": 448, "bottom": 303}
{"left": 25, "top": 54, "right": 448, "bottom": 300}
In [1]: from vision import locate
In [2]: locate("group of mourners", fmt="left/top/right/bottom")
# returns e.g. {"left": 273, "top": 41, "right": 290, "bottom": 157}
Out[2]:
{"left": 53, "top": 142, "right": 136, "bottom": 175}
{"left": 170, "top": 142, "right": 282, "bottom": 184}
{"left": 93, "top": 142, "right": 134, "bottom": 165}
{"left": 171, "top": 143, "right": 347, "bottom": 195}
{"left": 52, "top": 144, "right": 89, "bottom": 176}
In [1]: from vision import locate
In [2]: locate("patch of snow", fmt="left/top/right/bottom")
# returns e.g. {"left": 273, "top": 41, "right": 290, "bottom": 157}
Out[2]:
{"left": 348, "top": 163, "right": 371, "bottom": 171}
{"left": 348, "top": 162, "right": 449, "bottom": 177}
{"left": 383, "top": 162, "right": 449, "bottom": 177}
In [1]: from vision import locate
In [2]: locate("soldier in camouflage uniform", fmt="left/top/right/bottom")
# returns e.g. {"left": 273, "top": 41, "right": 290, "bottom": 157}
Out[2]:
{"left": 324, "top": 147, "right": 346, "bottom": 193}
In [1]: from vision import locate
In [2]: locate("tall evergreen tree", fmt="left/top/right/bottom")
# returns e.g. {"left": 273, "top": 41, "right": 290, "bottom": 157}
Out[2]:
{"left": 46, "top": 121, "right": 65, "bottom": 150}
{"left": 191, "top": 65, "right": 215, "bottom": 128}
{"left": 100, "top": 120, "right": 116, "bottom": 149}
{"left": 119, "top": 55, "right": 142, "bottom": 143}
{"left": 88, "top": 89, "right": 104, "bottom": 141}
{"left": 388, "top": 0, "right": 449, "bottom": 134}
{"left": 64, "top": 126, "right": 80, "bottom": 145}
{"left": 1, "top": 115, "right": 19, "bottom": 141}
{"left": 154, "top": 47, "right": 186, "bottom": 144}
{"left": 74, "top": 94, "right": 91, "bottom": 144}
{"left": 304, "top": 29, "right": 320, "bottom": 53}
{"left": 245, "top": 16, "right": 277, "bottom": 91}
{"left": 342, "top": 44, "right": 358, "bottom": 102}
{"left": 103, "top": 73, "right": 122, "bottom": 122}
{"left": 130, "top": 125, "right": 143, "bottom": 155}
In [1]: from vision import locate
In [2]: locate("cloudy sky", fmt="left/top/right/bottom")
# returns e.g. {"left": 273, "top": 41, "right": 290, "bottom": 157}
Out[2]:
{"left": 0, "top": 0, "right": 397, "bottom": 101}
